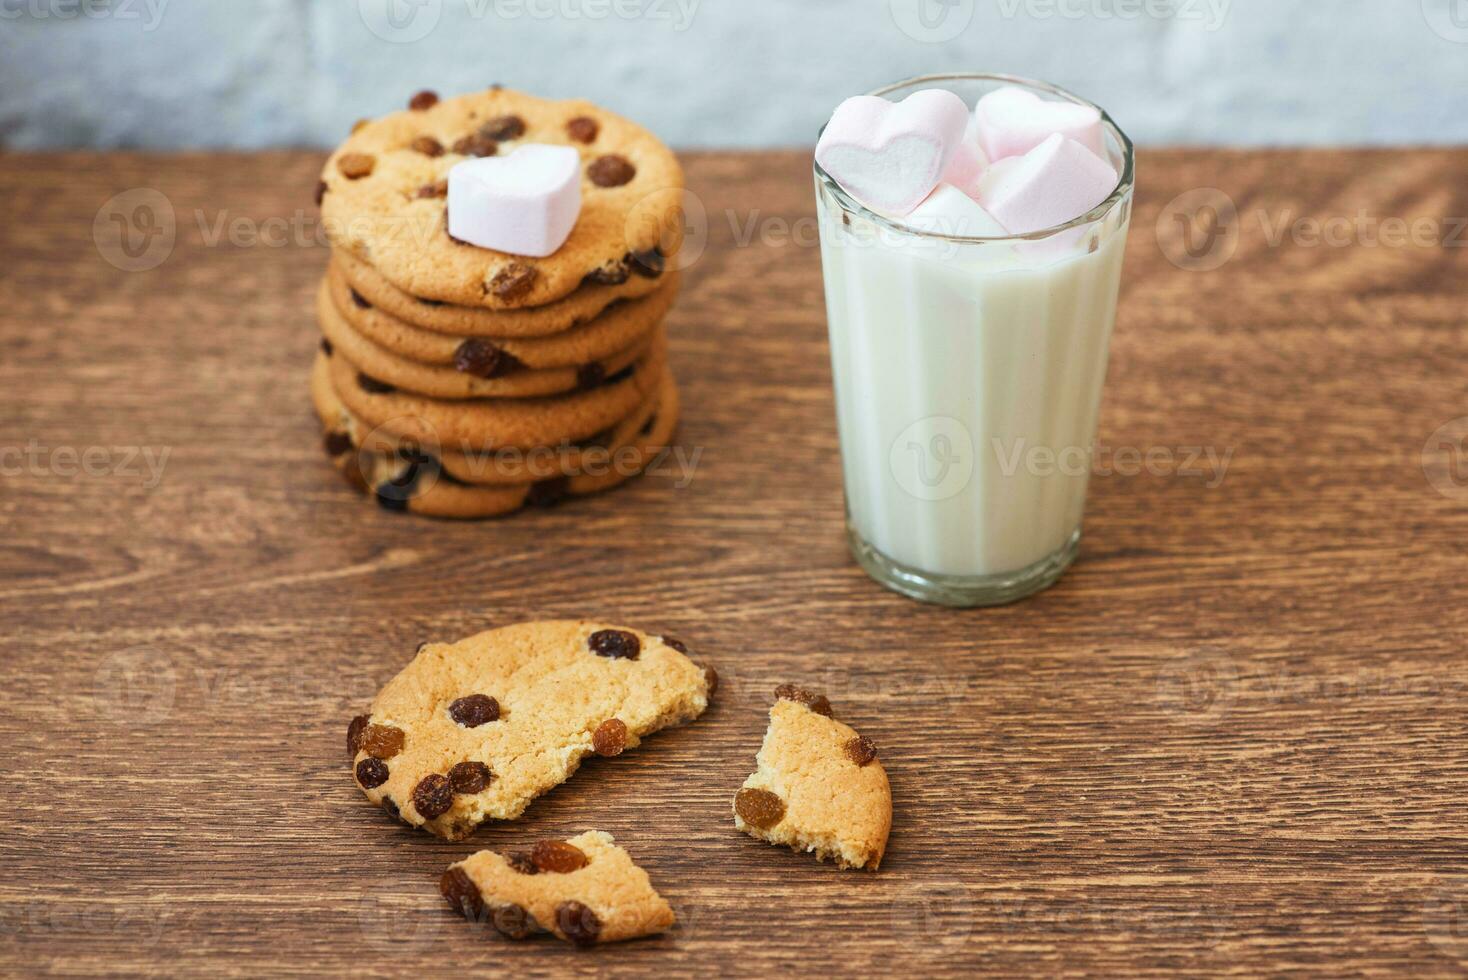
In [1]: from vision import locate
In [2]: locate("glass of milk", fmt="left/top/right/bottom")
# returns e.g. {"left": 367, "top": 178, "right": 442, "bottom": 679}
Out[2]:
{"left": 815, "top": 73, "right": 1134, "bottom": 606}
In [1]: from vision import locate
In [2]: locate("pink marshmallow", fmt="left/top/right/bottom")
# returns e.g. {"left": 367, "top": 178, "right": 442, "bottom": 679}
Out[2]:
{"left": 941, "top": 115, "right": 989, "bottom": 197}
{"left": 974, "top": 85, "right": 1104, "bottom": 162}
{"left": 975, "top": 134, "right": 1118, "bottom": 235}
{"left": 815, "top": 89, "right": 970, "bottom": 215}
{"left": 447, "top": 144, "right": 582, "bottom": 257}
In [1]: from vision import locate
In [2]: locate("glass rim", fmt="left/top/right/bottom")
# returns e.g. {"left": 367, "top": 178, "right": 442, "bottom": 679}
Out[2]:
{"left": 813, "top": 72, "right": 1136, "bottom": 244}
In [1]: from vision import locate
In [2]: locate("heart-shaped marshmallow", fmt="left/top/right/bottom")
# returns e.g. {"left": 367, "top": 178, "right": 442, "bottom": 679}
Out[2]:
{"left": 905, "top": 183, "right": 1007, "bottom": 238}
{"left": 941, "top": 115, "right": 990, "bottom": 198}
{"left": 815, "top": 89, "right": 970, "bottom": 215}
{"left": 447, "top": 144, "right": 582, "bottom": 257}
{"left": 974, "top": 86, "right": 1104, "bottom": 163}
{"left": 975, "top": 133, "right": 1118, "bottom": 235}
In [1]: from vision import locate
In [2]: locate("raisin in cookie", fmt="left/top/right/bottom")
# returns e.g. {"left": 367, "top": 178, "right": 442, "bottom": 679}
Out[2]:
{"left": 732, "top": 687, "right": 891, "bottom": 870}
{"left": 319, "top": 88, "right": 684, "bottom": 309}
{"left": 347, "top": 622, "right": 712, "bottom": 838}
{"left": 326, "top": 260, "right": 676, "bottom": 369}
{"left": 441, "top": 831, "right": 675, "bottom": 945}
{"left": 333, "top": 247, "right": 667, "bottom": 338}
{"left": 317, "top": 282, "right": 658, "bottom": 400}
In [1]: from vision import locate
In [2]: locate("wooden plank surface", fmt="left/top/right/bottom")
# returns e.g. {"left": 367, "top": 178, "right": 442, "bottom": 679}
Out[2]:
{"left": 1, "top": 147, "right": 1466, "bottom": 978}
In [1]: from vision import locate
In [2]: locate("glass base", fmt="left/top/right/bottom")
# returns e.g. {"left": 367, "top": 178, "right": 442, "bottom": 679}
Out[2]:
{"left": 846, "top": 524, "right": 1081, "bottom": 608}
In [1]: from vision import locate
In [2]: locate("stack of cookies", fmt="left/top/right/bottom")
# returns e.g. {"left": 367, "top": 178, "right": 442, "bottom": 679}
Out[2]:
{"left": 310, "top": 87, "right": 685, "bottom": 518}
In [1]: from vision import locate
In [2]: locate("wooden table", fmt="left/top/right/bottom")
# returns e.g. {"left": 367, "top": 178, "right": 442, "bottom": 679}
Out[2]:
{"left": 3, "top": 148, "right": 1466, "bottom": 978}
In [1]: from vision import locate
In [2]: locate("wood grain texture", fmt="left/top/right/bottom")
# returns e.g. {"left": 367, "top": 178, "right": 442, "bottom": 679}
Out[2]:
{"left": 1, "top": 148, "right": 1466, "bottom": 978}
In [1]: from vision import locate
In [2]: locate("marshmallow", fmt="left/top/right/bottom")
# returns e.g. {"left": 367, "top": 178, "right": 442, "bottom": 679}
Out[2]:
{"left": 941, "top": 115, "right": 990, "bottom": 197}
{"left": 447, "top": 144, "right": 582, "bottom": 257}
{"left": 975, "top": 134, "right": 1118, "bottom": 235}
{"left": 815, "top": 89, "right": 970, "bottom": 215}
{"left": 974, "top": 86, "right": 1104, "bottom": 163}
{"left": 904, "top": 183, "right": 1007, "bottom": 238}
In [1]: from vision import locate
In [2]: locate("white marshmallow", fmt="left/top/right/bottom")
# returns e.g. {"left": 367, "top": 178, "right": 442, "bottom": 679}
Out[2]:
{"left": 941, "top": 115, "right": 990, "bottom": 198}
{"left": 815, "top": 89, "right": 971, "bottom": 215}
{"left": 905, "top": 183, "right": 1008, "bottom": 238}
{"left": 974, "top": 86, "right": 1105, "bottom": 162}
{"left": 447, "top": 144, "right": 582, "bottom": 257}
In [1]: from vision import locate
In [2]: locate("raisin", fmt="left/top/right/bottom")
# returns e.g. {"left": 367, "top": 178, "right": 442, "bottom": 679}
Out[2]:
{"left": 410, "top": 135, "right": 444, "bottom": 157}
{"left": 415, "top": 179, "right": 448, "bottom": 199}
{"left": 355, "top": 757, "right": 389, "bottom": 789}
{"left": 629, "top": 248, "right": 664, "bottom": 278}
{"left": 493, "top": 903, "right": 535, "bottom": 940}
{"left": 357, "top": 372, "right": 395, "bottom": 395}
{"left": 531, "top": 840, "right": 589, "bottom": 874}
{"left": 489, "top": 262, "right": 537, "bottom": 302}
{"left": 734, "top": 788, "right": 786, "bottom": 829}
{"left": 497, "top": 851, "right": 536, "bottom": 877}
{"left": 359, "top": 724, "right": 406, "bottom": 759}
{"left": 409, "top": 90, "right": 439, "bottom": 111}
{"left": 582, "top": 263, "right": 629, "bottom": 287}
{"left": 556, "top": 901, "right": 601, "bottom": 946}
{"left": 324, "top": 431, "right": 352, "bottom": 457}
{"left": 662, "top": 636, "right": 688, "bottom": 653}
{"left": 480, "top": 115, "right": 526, "bottom": 141}
{"left": 526, "top": 477, "right": 568, "bottom": 508}
{"left": 449, "top": 694, "right": 500, "bottom": 727}
{"left": 338, "top": 153, "right": 376, "bottom": 179}
{"left": 703, "top": 665, "right": 719, "bottom": 695}
{"left": 440, "top": 867, "right": 484, "bottom": 920}
{"left": 412, "top": 774, "right": 454, "bottom": 819}
{"left": 347, "top": 714, "right": 370, "bottom": 754}
{"left": 449, "top": 761, "right": 492, "bottom": 794}
{"left": 592, "top": 719, "right": 627, "bottom": 757}
{"left": 576, "top": 363, "right": 606, "bottom": 390}
{"left": 566, "top": 116, "right": 599, "bottom": 143}
{"left": 454, "top": 339, "right": 520, "bottom": 378}
{"left": 844, "top": 735, "right": 878, "bottom": 767}
{"left": 588, "top": 629, "right": 639, "bottom": 660}
{"left": 349, "top": 288, "right": 371, "bottom": 309}
{"left": 774, "top": 683, "right": 832, "bottom": 717}
{"left": 315, "top": 180, "right": 328, "bottom": 206}
{"left": 587, "top": 154, "right": 636, "bottom": 187}
{"left": 452, "top": 133, "right": 499, "bottom": 157}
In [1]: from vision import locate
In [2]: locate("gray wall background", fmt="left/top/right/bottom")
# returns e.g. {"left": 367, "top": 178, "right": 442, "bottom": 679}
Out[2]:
{"left": 3, "top": 0, "right": 1466, "bottom": 149}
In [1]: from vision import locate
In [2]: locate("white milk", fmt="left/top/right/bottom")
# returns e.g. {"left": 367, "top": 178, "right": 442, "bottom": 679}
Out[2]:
{"left": 816, "top": 195, "right": 1130, "bottom": 593}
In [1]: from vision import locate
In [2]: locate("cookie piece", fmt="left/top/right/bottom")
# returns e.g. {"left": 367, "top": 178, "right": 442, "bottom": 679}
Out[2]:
{"left": 326, "top": 330, "right": 666, "bottom": 451}
{"left": 732, "top": 690, "right": 891, "bottom": 870}
{"left": 319, "top": 88, "right": 684, "bottom": 309}
{"left": 333, "top": 247, "right": 667, "bottom": 338}
{"left": 319, "top": 370, "right": 682, "bottom": 518}
{"left": 347, "top": 622, "right": 712, "bottom": 838}
{"left": 327, "top": 260, "right": 677, "bottom": 370}
{"left": 442, "top": 831, "right": 675, "bottom": 945}
{"left": 317, "top": 281, "right": 657, "bottom": 400}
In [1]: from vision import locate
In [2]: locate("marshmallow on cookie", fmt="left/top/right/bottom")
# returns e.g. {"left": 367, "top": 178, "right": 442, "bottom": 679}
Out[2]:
{"left": 816, "top": 83, "right": 1119, "bottom": 238}
{"left": 447, "top": 144, "right": 582, "bottom": 257}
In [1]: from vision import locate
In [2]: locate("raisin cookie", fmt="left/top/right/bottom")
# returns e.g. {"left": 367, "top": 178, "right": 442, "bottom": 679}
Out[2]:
{"left": 326, "top": 261, "right": 676, "bottom": 368}
{"left": 333, "top": 247, "right": 667, "bottom": 338}
{"left": 732, "top": 687, "right": 891, "bottom": 870}
{"left": 321, "top": 372, "right": 682, "bottom": 518}
{"left": 347, "top": 622, "right": 713, "bottom": 839}
{"left": 441, "top": 831, "right": 675, "bottom": 946}
{"left": 317, "top": 282, "right": 657, "bottom": 400}
{"left": 326, "top": 330, "right": 666, "bottom": 451}
{"left": 319, "top": 88, "right": 684, "bottom": 309}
